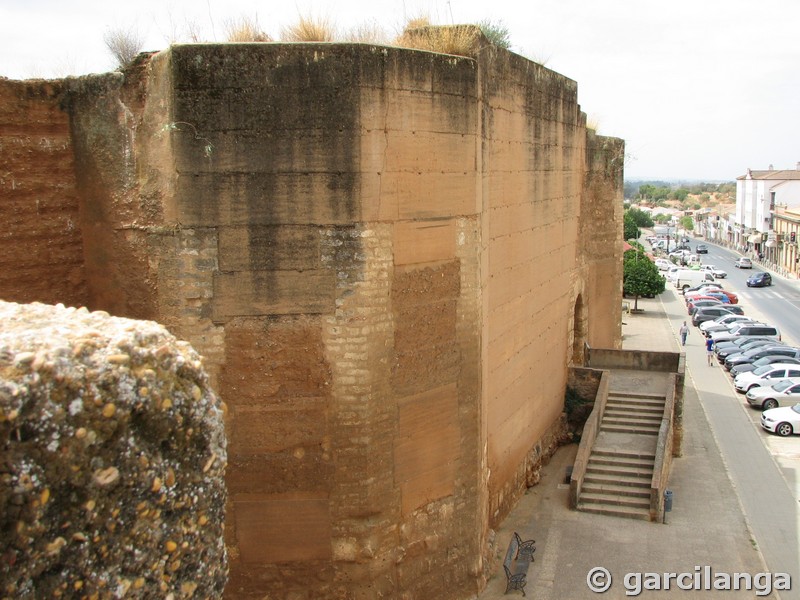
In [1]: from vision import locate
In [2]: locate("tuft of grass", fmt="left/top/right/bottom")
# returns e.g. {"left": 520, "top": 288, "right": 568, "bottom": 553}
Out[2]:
{"left": 395, "top": 22, "right": 482, "bottom": 57}
{"left": 280, "top": 14, "right": 336, "bottom": 42}
{"left": 224, "top": 16, "right": 272, "bottom": 42}
{"left": 477, "top": 19, "right": 511, "bottom": 49}
{"left": 104, "top": 26, "right": 144, "bottom": 69}
{"left": 342, "top": 20, "right": 389, "bottom": 44}
{"left": 586, "top": 115, "right": 601, "bottom": 133}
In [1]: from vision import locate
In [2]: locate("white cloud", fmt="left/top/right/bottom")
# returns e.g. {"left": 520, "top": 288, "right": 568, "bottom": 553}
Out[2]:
{"left": 2, "top": 0, "right": 798, "bottom": 181}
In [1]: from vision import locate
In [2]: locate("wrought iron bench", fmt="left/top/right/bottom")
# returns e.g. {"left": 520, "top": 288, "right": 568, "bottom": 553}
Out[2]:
{"left": 502, "top": 531, "right": 536, "bottom": 596}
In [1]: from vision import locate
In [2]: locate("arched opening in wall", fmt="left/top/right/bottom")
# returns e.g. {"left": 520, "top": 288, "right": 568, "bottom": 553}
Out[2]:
{"left": 571, "top": 294, "right": 586, "bottom": 365}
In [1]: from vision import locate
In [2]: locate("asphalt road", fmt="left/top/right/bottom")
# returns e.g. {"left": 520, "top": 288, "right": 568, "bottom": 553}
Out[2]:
{"left": 659, "top": 238, "right": 800, "bottom": 596}
{"left": 689, "top": 241, "right": 800, "bottom": 346}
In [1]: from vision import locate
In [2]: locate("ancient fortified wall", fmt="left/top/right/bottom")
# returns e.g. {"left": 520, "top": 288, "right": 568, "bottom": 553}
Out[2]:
{"left": 0, "top": 32, "right": 623, "bottom": 599}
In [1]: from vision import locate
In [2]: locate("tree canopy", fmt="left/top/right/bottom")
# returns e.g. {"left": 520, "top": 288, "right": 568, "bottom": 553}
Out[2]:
{"left": 626, "top": 207, "right": 654, "bottom": 228}
{"left": 624, "top": 212, "right": 639, "bottom": 241}
{"left": 623, "top": 249, "right": 665, "bottom": 310}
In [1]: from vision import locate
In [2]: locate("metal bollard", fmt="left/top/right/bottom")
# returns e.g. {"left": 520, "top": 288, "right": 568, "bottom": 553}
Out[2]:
{"left": 663, "top": 489, "right": 673, "bottom": 523}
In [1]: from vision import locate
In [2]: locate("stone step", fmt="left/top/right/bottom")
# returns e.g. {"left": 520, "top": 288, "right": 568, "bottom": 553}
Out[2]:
{"left": 579, "top": 491, "right": 652, "bottom": 510}
{"left": 583, "top": 472, "right": 652, "bottom": 489}
{"left": 581, "top": 481, "right": 652, "bottom": 499}
{"left": 607, "top": 391, "right": 667, "bottom": 401}
{"left": 602, "top": 414, "right": 662, "bottom": 426}
{"left": 605, "top": 405, "right": 665, "bottom": 416}
{"left": 588, "top": 454, "right": 655, "bottom": 470}
{"left": 576, "top": 502, "right": 652, "bottom": 521}
{"left": 600, "top": 423, "right": 661, "bottom": 435}
{"left": 606, "top": 398, "right": 666, "bottom": 409}
{"left": 593, "top": 448, "right": 656, "bottom": 462}
{"left": 585, "top": 463, "right": 653, "bottom": 480}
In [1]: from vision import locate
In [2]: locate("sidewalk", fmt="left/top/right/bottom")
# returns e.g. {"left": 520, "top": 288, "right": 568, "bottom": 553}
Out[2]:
{"left": 479, "top": 295, "right": 774, "bottom": 599}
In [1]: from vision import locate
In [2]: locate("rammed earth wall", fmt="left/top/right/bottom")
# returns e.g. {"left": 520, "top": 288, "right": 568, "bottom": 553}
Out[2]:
{"left": 0, "top": 32, "right": 623, "bottom": 599}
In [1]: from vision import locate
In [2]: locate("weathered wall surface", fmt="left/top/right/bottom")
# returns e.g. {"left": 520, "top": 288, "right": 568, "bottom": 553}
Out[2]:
{"left": 0, "top": 301, "right": 227, "bottom": 599}
{"left": 0, "top": 35, "right": 623, "bottom": 600}
{"left": 0, "top": 79, "right": 87, "bottom": 307}
{"left": 582, "top": 131, "right": 625, "bottom": 350}
{"left": 477, "top": 47, "right": 586, "bottom": 525}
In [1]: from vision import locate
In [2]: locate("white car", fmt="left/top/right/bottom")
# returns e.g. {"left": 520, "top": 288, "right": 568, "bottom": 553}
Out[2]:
{"left": 734, "top": 363, "right": 800, "bottom": 393}
{"left": 699, "top": 315, "right": 755, "bottom": 335}
{"left": 761, "top": 403, "right": 800, "bottom": 436}
{"left": 666, "top": 266, "right": 681, "bottom": 282}
{"left": 700, "top": 264, "right": 728, "bottom": 279}
{"left": 654, "top": 258, "right": 671, "bottom": 271}
{"left": 746, "top": 378, "right": 800, "bottom": 410}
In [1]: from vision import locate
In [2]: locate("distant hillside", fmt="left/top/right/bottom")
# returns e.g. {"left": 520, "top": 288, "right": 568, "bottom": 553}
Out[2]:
{"left": 624, "top": 180, "right": 736, "bottom": 213}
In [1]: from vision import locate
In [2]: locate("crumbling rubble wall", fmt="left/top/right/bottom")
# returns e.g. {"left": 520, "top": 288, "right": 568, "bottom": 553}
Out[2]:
{"left": 0, "top": 301, "right": 227, "bottom": 599}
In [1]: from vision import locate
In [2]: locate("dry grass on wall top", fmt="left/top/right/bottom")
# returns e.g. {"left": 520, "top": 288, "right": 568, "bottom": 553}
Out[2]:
{"left": 224, "top": 16, "right": 272, "bottom": 42}
{"left": 395, "top": 23, "right": 483, "bottom": 57}
{"left": 280, "top": 15, "right": 337, "bottom": 42}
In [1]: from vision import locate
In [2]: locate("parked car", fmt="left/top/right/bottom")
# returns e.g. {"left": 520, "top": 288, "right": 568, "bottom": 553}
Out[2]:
{"left": 748, "top": 380, "right": 800, "bottom": 411}
{"left": 685, "top": 290, "right": 722, "bottom": 304}
{"left": 684, "top": 283, "right": 725, "bottom": 297}
{"left": 700, "top": 264, "right": 727, "bottom": 278}
{"left": 654, "top": 258, "right": 671, "bottom": 271}
{"left": 687, "top": 299, "right": 723, "bottom": 315}
{"left": 760, "top": 403, "right": 800, "bottom": 436}
{"left": 710, "top": 323, "right": 781, "bottom": 345}
{"left": 715, "top": 337, "right": 777, "bottom": 361}
{"left": 700, "top": 315, "right": 756, "bottom": 336}
{"left": 691, "top": 305, "right": 744, "bottom": 326}
{"left": 731, "top": 355, "right": 800, "bottom": 377}
{"left": 674, "top": 269, "right": 715, "bottom": 292}
{"left": 734, "top": 363, "right": 800, "bottom": 393}
{"left": 696, "top": 244, "right": 709, "bottom": 254}
{"left": 746, "top": 272, "right": 772, "bottom": 287}
{"left": 706, "top": 290, "right": 738, "bottom": 304}
{"left": 690, "top": 292, "right": 731, "bottom": 305}
{"left": 734, "top": 257, "right": 753, "bottom": 269}
{"left": 724, "top": 345, "right": 799, "bottom": 371}
{"left": 666, "top": 266, "right": 682, "bottom": 283}
{"left": 669, "top": 249, "right": 692, "bottom": 260}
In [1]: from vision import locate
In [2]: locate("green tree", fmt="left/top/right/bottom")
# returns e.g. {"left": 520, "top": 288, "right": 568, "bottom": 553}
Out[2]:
{"left": 679, "top": 215, "right": 694, "bottom": 231}
{"left": 624, "top": 212, "right": 639, "bottom": 240}
{"left": 671, "top": 188, "right": 689, "bottom": 201}
{"left": 638, "top": 184, "right": 656, "bottom": 200}
{"left": 652, "top": 186, "right": 670, "bottom": 201}
{"left": 623, "top": 250, "right": 665, "bottom": 310}
{"left": 626, "top": 207, "right": 654, "bottom": 228}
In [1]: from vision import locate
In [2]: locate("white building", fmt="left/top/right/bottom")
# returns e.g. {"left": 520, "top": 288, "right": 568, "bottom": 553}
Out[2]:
{"left": 734, "top": 164, "right": 800, "bottom": 248}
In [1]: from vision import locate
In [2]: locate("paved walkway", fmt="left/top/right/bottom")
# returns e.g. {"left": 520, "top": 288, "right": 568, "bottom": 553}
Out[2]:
{"left": 479, "top": 294, "right": 778, "bottom": 599}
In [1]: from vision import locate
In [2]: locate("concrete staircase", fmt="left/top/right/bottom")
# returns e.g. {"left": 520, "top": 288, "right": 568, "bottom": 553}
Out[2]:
{"left": 600, "top": 391, "right": 665, "bottom": 436}
{"left": 576, "top": 391, "right": 667, "bottom": 520}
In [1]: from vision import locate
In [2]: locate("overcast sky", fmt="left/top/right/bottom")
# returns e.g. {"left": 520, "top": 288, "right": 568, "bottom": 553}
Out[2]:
{"left": 2, "top": 0, "right": 798, "bottom": 182}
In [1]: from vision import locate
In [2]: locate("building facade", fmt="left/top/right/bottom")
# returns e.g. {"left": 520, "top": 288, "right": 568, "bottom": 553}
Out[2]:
{"left": 734, "top": 165, "right": 800, "bottom": 252}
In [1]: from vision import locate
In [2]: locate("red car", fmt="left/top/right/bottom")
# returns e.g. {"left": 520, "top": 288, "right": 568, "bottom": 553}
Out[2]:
{"left": 709, "top": 290, "right": 738, "bottom": 304}
{"left": 687, "top": 297, "right": 722, "bottom": 314}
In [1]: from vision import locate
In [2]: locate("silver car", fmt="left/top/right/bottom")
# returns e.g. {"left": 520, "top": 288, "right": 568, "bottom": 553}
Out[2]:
{"left": 747, "top": 379, "right": 800, "bottom": 410}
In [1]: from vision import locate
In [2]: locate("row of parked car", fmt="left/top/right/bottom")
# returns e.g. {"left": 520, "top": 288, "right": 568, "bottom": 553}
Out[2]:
{"left": 682, "top": 279, "right": 800, "bottom": 436}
